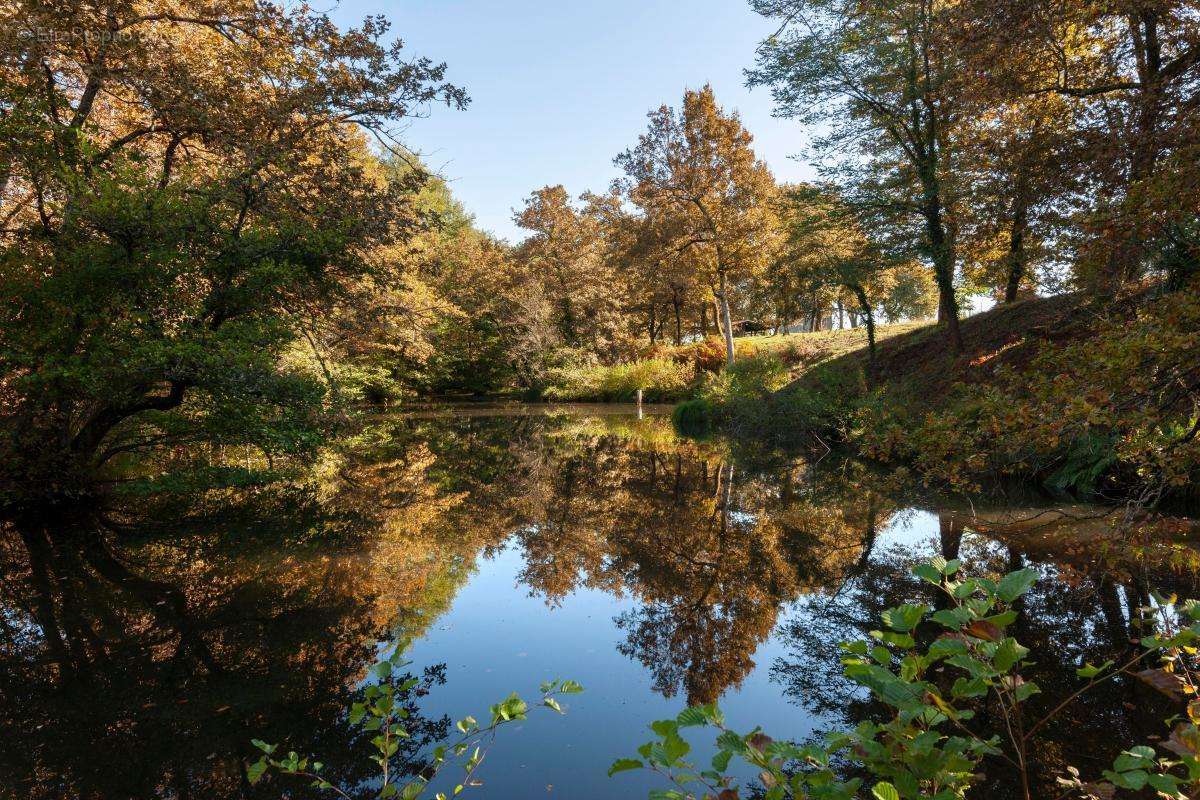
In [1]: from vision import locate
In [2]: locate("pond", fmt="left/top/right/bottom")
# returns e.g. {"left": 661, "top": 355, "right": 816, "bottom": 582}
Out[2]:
{"left": 2, "top": 404, "right": 1198, "bottom": 799}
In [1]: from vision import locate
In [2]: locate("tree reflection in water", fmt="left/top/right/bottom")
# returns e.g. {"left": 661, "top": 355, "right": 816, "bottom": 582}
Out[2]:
{"left": 1, "top": 406, "right": 1198, "bottom": 799}
{"left": 0, "top": 483, "right": 455, "bottom": 798}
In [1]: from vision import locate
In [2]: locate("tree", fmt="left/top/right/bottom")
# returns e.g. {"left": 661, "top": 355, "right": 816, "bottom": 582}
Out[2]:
{"left": 616, "top": 85, "right": 778, "bottom": 366}
{"left": 0, "top": 1, "right": 466, "bottom": 497}
{"left": 513, "top": 186, "right": 631, "bottom": 361}
{"left": 953, "top": 95, "right": 1077, "bottom": 303}
{"left": 779, "top": 184, "right": 935, "bottom": 375}
{"left": 749, "top": 0, "right": 968, "bottom": 351}
{"left": 954, "top": 0, "right": 1200, "bottom": 290}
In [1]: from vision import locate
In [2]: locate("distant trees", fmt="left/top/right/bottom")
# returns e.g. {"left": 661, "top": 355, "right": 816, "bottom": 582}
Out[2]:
{"left": 512, "top": 186, "right": 630, "bottom": 360}
{"left": 779, "top": 185, "right": 937, "bottom": 374}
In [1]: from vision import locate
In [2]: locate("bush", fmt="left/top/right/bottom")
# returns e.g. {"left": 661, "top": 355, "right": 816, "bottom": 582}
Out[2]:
{"left": 613, "top": 558, "right": 1200, "bottom": 800}
{"left": 693, "top": 354, "right": 789, "bottom": 407}
{"left": 668, "top": 337, "right": 760, "bottom": 374}
{"left": 672, "top": 398, "right": 715, "bottom": 434}
{"left": 542, "top": 358, "right": 697, "bottom": 403}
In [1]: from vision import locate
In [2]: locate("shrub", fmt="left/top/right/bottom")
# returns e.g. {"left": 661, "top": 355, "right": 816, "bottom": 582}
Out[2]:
{"left": 249, "top": 645, "right": 583, "bottom": 799}
{"left": 672, "top": 398, "right": 715, "bottom": 434}
{"left": 856, "top": 286, "right": 1200, "bottom": 498}
{"left": 669, "top": 337, "right": 760, "bottom": 374}
{"left": 543, "top": 358, "right": 696, "bottom": 402}
{"left": 613, "top": 558, "right": 1200, "bottom": 800}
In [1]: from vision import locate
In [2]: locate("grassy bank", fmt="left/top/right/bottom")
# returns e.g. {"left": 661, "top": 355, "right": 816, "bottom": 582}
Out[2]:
{"left": 683, "top": 288, "right": 1200, "bottom": 503}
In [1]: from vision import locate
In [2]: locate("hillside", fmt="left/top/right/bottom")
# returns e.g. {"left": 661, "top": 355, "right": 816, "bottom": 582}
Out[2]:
{"left": 781, "top": 292, "right": 1091, "bottom": 407}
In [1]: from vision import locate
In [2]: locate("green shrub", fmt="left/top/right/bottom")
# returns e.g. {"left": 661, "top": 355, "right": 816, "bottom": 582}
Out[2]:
{"left": 613, "top": 558, "right": 1200, "bottom": 800}
{"left": 543, "top": 358, "right": 696, "bottom": 402}
{"left": 249, "top": 645, "right": 583, "bottom": 799}
{"left": 672, "top": 398, "right": 715, "bottom": 434}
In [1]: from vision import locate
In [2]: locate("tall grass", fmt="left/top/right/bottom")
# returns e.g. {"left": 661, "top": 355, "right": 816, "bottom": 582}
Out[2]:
{"left": 542, "top": 358, "right": 696, "bottom": 402}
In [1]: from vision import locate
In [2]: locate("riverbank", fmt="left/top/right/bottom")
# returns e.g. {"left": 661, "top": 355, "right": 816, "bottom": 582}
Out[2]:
{"left": 682, "top": 286, "right": 1200, "bottom": 503}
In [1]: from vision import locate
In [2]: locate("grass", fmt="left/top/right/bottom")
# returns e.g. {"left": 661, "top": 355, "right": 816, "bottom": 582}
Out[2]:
{"left": 738, "top": 321, "right": 930, "bottom": 379}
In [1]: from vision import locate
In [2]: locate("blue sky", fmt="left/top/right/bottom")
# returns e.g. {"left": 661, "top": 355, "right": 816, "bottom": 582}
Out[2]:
{"left": 327, "top": 0, "right": 816, "bottom": 241}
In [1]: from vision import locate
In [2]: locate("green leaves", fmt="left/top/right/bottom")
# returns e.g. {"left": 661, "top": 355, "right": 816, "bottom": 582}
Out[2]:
{"left": 489, "top": 692, "right": 528, "bottom": 724}
{"left": 249, "top": 647, "right": 580, "bottom": 800}
{"left": 993, "top": 638, "right": 1029, "bottom": 672}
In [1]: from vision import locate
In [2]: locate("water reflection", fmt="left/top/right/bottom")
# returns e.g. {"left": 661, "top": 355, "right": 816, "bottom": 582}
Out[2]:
{"left": 2, "top": 405, "right": 1198, "bottom": 799}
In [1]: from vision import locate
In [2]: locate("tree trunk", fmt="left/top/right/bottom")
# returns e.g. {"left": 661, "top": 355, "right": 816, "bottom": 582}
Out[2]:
{"left": 1004, "top": 194, "right": 1029, "bottom": 303}
{"left": 700, "top": 304, "right": 709, "bottom": 337}
{"left": 926, "top": 210, "right": 963, "bottom": 352}
{"left": 850, "top": 284, "right": 877, "bottom": 382}
{"left": 672, "top": 295, "right": 683, "bottom": 345}
{"left": 648, "top": 305, "right": 657, "bottom": 344}
{"left": 716, "top": 269, "right": 735, "bottom": 366}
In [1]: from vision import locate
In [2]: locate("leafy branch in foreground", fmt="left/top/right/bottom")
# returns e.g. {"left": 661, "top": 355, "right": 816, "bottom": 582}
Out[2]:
{"left": 249, "top": 645, "right": 582, "bottom": 799}
{"left": 612, "top": 557, "right": 1200, "bottom": 800}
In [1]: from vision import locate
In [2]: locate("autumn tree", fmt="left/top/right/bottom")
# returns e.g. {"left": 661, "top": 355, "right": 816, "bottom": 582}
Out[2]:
{"left": 0, "top": 1, "right": 466, "bottom": 496}
{"left": 946, "top": 90, "right": 1079, "bottom": 303}
{"left": 954, "top": 0, "right": 1200, "bottom": 290}
{"left": 513, "top": 185, "right": 631, "bottom": 361}
{"left": 749, "top": 0, "right": 968, "bottom": 351}
{"left": 616, "top": 85, "right": 778, "bottom": 365}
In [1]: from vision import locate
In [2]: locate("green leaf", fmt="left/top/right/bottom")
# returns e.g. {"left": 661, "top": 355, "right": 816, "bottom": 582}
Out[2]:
{"left": 1013, "top": 680, "right": 1041, "bottom": 702}
{"left": 913, "top": 563, "right": 942, "bottom": 585}
{"left": 662, "top": 732, "right": 690, "bottom": 762}
{"left": 676, "top": 706, "right": 710, "bottom": 727}
{"left": 543, "top": 697, "right": 564, "bottom": 714}
{"left": 247, "top": 757, "right": 269, "bottom": 785}
{"left": 608, "top": 758, "right": 644, "bottom": 777}
{"left": 952, "top": 676, "right": 988, "bottom": 698}
{"left": 880, "top": 604, "right": 929, "bottom": 632}
{"left": 1076, "top": 660, "right": 1114, "bottom": 679}
{"left": 651, "top": 719, "right": 679, "bottom": 737}
{"left": 931, "top": 608, "right": 971, "bottom": 629}
{"left": 559, "top": 680, "right": 584, "bottom": 694}
{"left": 996, "top": 568, "right": 1039, "bottom": 603}
{"left": 371, "top": 660, "right": 393, "bottom": 681}
{"left": 711, "top": 748, "right": 732, "bottom": 772}
{"left": 401, "top": 779, "right": 427, "bottom": 800}
{"left": 993, "top": 638, "right": 1029, "bottom": 672}
{"left": 872, "top": 781, "right": 901, "bottom": 800}
{"left": 251, "top": 739, "right": 277, "bottom": 755}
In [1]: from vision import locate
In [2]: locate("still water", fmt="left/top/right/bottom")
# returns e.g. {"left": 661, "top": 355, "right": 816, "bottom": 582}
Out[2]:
{"left": 2, "top": 404, "right": 1198, "bottom": 799}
